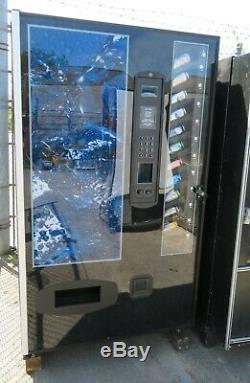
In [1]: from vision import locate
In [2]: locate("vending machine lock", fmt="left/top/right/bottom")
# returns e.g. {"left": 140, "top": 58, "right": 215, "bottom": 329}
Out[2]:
{"left": 191, "top": 185, "right": 206, "bottom": 200}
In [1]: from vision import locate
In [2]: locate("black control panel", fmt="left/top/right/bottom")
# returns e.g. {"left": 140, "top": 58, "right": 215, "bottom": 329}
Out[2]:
{"left": 130, "top": 74, "right": 164, "bottom": 208}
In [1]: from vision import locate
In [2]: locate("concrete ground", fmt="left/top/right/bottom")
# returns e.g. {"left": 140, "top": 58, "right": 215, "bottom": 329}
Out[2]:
{"left": 2, "top": 266, "right": 250, "bottom": 383}
{"left": 34, "top": 332, "right": 250, "bottom": 383}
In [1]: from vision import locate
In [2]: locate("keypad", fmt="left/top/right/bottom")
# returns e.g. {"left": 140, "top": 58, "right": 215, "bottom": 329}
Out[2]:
{"left": 138, "top": 136, "right": 154, "bottom": 159}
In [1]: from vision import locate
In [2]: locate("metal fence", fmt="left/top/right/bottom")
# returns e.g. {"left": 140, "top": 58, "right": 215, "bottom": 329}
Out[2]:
{"left": 0, "top": 0, "right": 10, "bottom": 258}
{"left": 6, "top": 9, "right": 16, "bottom": 250}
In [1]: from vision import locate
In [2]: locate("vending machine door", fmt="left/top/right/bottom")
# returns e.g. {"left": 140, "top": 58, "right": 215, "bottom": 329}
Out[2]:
{"left": 13, "top": 11, "right": 219, "bottom": 356}
{"left": 196, "top": 54, "right": 250, "bottom": 349}
{"left": 225, "top": 55, "right": 250, "bottom": 348}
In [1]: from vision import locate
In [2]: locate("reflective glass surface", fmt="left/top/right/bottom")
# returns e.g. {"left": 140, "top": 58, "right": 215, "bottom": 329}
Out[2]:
{"left": 28, "top": 26, "right": 129, "bottom": 266}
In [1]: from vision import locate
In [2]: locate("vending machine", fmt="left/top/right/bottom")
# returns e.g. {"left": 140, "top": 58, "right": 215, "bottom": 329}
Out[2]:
{"left": 12, "top": 10, "right": 219, "bottom": 359}
{"left": 197, "top": 53, "right": 250, "bottom": 349}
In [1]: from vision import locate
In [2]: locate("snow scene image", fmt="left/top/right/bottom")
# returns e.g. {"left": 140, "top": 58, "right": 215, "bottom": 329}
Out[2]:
{"left": 29, "top": 26, "right": 128, "bottom": 267}
{"left": 32, "top": 175, "right": 51, "bottom": 199}
{"left": 33, "top": 202, "right": 75, "bottom": 266}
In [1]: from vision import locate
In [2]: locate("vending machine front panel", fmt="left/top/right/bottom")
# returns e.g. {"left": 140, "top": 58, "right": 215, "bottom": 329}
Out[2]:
{"left": 13, "top": 11, "right": 219, "bottom": 356}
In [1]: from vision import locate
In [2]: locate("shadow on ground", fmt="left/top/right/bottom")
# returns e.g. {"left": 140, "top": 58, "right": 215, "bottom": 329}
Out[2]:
{"left": 33, "top": 330, "right": 250, "bottom": 383}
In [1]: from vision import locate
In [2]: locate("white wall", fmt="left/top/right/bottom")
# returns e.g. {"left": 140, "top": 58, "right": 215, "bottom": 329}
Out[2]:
{"left": 8, "top": 0, "right": 250, "bottom": 58}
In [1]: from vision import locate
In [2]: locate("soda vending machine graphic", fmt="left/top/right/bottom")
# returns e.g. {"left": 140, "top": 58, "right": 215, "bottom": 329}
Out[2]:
{"left": 12, "top": 11, "right": 219, "bottom": 358}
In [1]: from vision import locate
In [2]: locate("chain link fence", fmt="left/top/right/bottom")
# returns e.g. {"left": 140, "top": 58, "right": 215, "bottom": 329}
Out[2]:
{"left": 0, "top": 0, "right": 10, "bottom": 260}
{"left": 0, "top": 4, "right": 17, "bottom": 274}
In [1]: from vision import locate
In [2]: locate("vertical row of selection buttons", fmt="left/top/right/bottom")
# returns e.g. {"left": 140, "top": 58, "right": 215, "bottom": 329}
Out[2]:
{"left": 164, "top": 43, "right": 208, "bottom": 231}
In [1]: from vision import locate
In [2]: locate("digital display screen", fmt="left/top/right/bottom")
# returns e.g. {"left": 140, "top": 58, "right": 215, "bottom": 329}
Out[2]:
{"left": 140, "top": 106, "right": 156, "bottom": 129}
{"left": 138, "top": 163, "right": 153, "bottom": 183}
{"left": 141, "top": 85, "right": 158, "bottom": 97}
